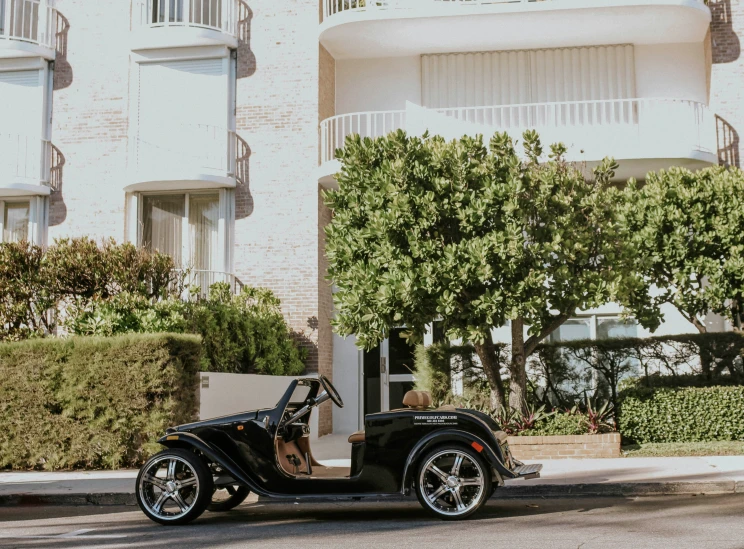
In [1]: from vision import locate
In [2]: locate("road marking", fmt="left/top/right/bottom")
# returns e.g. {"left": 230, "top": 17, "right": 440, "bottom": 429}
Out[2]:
{"left": 0, "top": 528, "right": 127, "bottom": 539}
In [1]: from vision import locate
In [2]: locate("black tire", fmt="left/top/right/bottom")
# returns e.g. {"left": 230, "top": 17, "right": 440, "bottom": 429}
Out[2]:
{"left": 208, "top": 485, "right": 251, "bottom": 512}
{"left": 136, "top": 448, "right": 213, "bottom": 525}
{"left": 414, "top": 445, "right": 492, "bottom": 520}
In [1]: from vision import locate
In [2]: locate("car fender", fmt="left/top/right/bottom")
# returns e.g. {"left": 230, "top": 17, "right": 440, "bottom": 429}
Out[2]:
{"left": 401, "top": 429, "right": 513, "bottom": 493}
{"left": 157, "top": 431, "right": 271, "bottom": 497}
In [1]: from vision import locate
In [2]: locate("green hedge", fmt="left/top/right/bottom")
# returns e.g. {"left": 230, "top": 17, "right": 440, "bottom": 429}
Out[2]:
{"left": 0, "top": 333, "right": 201, "bottom": 470}
{"left": 619, "top": 386, "right": 744, "bottom": 443}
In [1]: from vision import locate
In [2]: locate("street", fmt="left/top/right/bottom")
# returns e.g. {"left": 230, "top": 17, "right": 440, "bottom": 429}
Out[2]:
{"left": 0, "top": 495, "right": 742, "bottom": 549}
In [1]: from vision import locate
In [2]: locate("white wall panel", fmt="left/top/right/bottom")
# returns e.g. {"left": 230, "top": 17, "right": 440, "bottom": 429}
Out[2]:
{"left": 422, "top": 45, "right": 636, "bottom": 108}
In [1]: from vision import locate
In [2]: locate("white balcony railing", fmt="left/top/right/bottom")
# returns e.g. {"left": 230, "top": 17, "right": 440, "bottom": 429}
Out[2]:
{"left": 0, "top": 0, "right": 56, "bottom": 49}
{"left": 0, "top": 133, "right": 51, "bottom": 186}
{"left": 320, "top": 98, "right": 716, "bottom": 166}
{"left": 134, "top": 123, "right": 236, "bottom": 180}
{"left": 321, "top": 0, "right": 707, "bottom": 21}
{"left": 133, "top": 0, "right": 238, "bottom": 37}
{"left": 174, "top": 269, "right": 243, "bottom": 298}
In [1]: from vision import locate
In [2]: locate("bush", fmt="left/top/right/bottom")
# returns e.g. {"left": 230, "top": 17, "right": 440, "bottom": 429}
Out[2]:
{"left": 186, "top": 285, "right": 306, "bottom": 375}
{"left": 0, "top": 238, "right": 178, "bottom": 342}
{"left": 529, "top": 332, "right": 744, "bottom": 413}
{"left": 64, "top": 284, "right": 307, "bottom": 375}
{"left": 0, "top": 333, "right": 201, "bottom": 470}
{"left": 522, "top": 412, "right": 589, "bottom": 437}
{"left": 619, "top": 386, "right": 744, "bottom": 443}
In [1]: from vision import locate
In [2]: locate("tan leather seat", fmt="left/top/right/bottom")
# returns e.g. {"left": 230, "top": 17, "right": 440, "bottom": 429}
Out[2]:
{"left": 402, "top": 390, "right": 432, "bottom": 409}
{"left": 348, "top": 430, "right": 365, "bottom": 443}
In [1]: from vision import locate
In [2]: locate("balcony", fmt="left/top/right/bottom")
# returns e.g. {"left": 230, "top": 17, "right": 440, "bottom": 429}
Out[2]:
{"left": 318, "top": 98, "right": 717, "bottom": 184}
{"left": 0, "top": 133, "right": 51, "bottom": 196}
{"left": 127, "top": 123, "right": 237, "bottom": 191}
{"left": 319, "top": 0, "right": 711, "bottom": 59}
{"left": 0, "top": 0, "right": 56, "bottom": 60}
{"left": 131, "top": 0, "right": 239, "bottom": 51}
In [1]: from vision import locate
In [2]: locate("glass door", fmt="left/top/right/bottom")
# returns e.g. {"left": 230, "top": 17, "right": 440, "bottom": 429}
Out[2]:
{"left": 362, "top": 328, "right": 416, "bottom": 416}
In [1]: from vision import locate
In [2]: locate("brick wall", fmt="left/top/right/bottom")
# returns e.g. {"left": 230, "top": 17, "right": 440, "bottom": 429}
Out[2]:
{"left": 235, "top": 0, "right": 335, "bottom": 434}
{"left": 710, "top": 0, "right": 744, "bottom": 167}
{"left": 48, "top": 0, "right": 132, "bottom": 241}
{"left": 507, "top": 433, "right": 621, "bottom": 460}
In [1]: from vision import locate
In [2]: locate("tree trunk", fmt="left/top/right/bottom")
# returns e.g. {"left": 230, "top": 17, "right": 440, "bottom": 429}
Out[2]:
{"left": 474, "top": 337, "right": 506, "bottom": 410}
{"left": 509, "top": 317, "right": 528, "bottom": 411}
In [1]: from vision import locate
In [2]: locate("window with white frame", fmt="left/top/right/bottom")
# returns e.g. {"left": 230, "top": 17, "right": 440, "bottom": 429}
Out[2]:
{"left": 133, "top": 189, "right": 234, "bottom": 290}
{"left": 0, "top": 197, "right": 47, "bottom": 245}
{"left": 1, "top": 200, "right": 30, "bottom": 243}
{"left": 549, "top": 316, "right": 638, "bottom": 343}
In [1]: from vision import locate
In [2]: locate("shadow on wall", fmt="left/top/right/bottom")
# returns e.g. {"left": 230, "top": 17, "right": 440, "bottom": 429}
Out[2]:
{"left": 237, "top": 1, "right": 256, "bottom": 79}
{"left": 710, "top": 0, "right": 740, "bottom": 64}
{"left": 48, "top": 144, "right": 67, "bottom": 226}
{"left": 716, "top": 115, "right": 740, "bottom": 167}
{"left": 53, "top": 12, "right": 72, "bottom": 91}
{"left": 235, "top": 133, "right": 253, "bottom": 220}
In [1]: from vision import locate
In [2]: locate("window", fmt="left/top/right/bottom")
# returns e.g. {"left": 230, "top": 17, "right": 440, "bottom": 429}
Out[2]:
{"left": 1, "top": 200, "right": 30, "bottom": 243}
{"left": 141, "top": 192, "right": 219, "bottom": 271}
{"left": 550, "top": 316, "right": 638, "bottom": 343}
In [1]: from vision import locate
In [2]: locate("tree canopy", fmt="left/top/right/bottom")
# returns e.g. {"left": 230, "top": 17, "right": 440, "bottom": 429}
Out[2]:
{"left": 621, "top": 166, "right": 744, "bottom": 333}
{"left": 324, "top": 129, "right": 631, "bottom": 408}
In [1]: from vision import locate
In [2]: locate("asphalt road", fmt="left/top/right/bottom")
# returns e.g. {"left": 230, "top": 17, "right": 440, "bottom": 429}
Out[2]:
{"left": 0, "top": 495, "right": 743, "bottom": 549}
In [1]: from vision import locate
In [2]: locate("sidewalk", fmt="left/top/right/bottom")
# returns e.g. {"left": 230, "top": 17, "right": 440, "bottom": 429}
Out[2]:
{"left": 1, "top": 434, "right": 742, "bottom": 506}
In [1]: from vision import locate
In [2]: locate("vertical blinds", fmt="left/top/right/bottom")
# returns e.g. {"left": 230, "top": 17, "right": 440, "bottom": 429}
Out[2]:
{"left": 421, "top": 45, "right": 636, "bottom": 109}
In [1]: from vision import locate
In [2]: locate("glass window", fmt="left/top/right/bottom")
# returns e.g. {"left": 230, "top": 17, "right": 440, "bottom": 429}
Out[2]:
{"left": 597, "top": 318, "right": 638, "bottom": 340}
{"left": 142, "top": 195, "right": 185, "bottom": 265}
{"left": 189, "top": 193, "right": 219, "bottom": 271}
{"left": 550, "top": 318, "right": 591, "bottom": 343}
{"left": 3, "top": 201, "right": 30, "bottom": 243}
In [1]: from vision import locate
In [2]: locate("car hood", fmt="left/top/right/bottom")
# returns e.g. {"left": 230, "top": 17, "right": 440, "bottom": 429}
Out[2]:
{"left": 169, "top": 410, "right": 261, "bottom": 432}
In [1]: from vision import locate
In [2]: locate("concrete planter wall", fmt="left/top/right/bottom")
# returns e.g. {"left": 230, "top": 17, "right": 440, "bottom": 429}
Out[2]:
{"left": 507, "top": 433, "right": 621, "bottom": 460}
{"left": 198, "top": 372, "right": 319, "bottom": 440}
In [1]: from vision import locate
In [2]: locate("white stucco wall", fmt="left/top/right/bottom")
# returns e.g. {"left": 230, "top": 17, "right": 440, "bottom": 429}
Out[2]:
{"left": 335, "top": 56, "right": 422, "bottom": 114}
{"left": 199, "top": 373, "right": 319, "bottom": 440}
{"left": 332, "top": 333, "right": 362, "bottom": 434}
{"left": 635, "top": 42, "right": 708, "bottom": 104}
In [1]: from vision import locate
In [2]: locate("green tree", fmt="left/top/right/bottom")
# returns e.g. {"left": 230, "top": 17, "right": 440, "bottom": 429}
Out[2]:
{"left": 324, "top": 129, "right": 625, "bottom": 410}
{"left": 621, "top": 166, "right": 744, "bottom": 334}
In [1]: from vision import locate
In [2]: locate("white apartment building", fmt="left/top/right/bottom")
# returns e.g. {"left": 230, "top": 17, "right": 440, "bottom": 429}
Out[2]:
{"left": 0, "top": 0, "right": 741, "bottom": 436}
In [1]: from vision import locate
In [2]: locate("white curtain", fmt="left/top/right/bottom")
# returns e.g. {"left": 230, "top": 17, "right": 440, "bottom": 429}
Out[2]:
{"left": 189, "top": 193, "right": 219, "bottom": 271}
{"left": 142, "top": 195, "right": 185, "bottom": 266}
{"left": 3, "top": 202, "right": 30, "bottom": 243}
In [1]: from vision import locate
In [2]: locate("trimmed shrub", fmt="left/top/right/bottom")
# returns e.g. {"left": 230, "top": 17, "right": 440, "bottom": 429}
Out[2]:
{"left": 522, "top": 412, "right": 590, "bottom": 437}
{"left": 619, "top": 386, "right": 744, "bottom": 443}
{"left": 0, "top": 333, "right": 201, "bottom": 470}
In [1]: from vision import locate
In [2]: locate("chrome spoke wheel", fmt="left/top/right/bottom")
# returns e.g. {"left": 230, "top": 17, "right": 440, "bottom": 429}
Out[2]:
{"left": 419, "top": 450, "right": 485, "bottom": 517}
{"left": 139, "top": 455, "right": 200, "bottom": 521}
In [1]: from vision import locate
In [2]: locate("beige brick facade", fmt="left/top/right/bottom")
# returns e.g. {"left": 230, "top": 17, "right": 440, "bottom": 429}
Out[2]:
{"left": 711, "top": 0, "right": 744, "bottom": 167}
{"left": 507, "top": 434, "right": 622, "bottom": 460}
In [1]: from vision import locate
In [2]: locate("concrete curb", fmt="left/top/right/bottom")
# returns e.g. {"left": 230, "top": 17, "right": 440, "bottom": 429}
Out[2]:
{"left": 2, "top": 481, "right": 742, "bottom": 507}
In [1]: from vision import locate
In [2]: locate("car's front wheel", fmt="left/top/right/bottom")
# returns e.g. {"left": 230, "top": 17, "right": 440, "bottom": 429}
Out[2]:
{"left": 415, "top": 445, "right": 492, "bottom": 520}
{"left": 136, "top": 448, "right": 213, "bottom": 525}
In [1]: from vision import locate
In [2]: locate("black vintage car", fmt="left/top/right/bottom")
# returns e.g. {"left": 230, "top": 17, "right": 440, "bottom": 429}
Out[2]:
{"left": 136, "top": 376, "right": 543, "bottom": 524}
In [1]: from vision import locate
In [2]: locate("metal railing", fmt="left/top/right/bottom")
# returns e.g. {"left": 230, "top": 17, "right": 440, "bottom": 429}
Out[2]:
{"left": 322, "top": 0, "right": 707, "bottom": 21}
{"left": 133, "top": 0, "right": 238, "bottom": 37}
{"left": 174, "top": 269, "right": 243, "bottom": 298}
{"left": 134, "top": 123, "right": 236, "bottom": 178}
{"left": 0, "top": 134, "right": 51, "bottom": 186}
{"left": 319, "top": 98, "right": 716, "bottom": 165}
{"left": 0, "top": 0, "right": 56, "bottom": 48}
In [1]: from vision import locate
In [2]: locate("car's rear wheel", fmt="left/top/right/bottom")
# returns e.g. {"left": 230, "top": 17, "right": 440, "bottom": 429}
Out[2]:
{"left": 415, "top": 446, "right": 492, "bottom": 520}
{"left": 208, "top": 485, "right": 251, "bottom": 512}
{"left": 136, "top": 448, "right": 213, "bottom": 525}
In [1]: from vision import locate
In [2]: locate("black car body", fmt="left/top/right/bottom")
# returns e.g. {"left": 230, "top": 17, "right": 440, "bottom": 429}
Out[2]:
{"left": 136, "top": 376, "right": 542, "bottom": 524}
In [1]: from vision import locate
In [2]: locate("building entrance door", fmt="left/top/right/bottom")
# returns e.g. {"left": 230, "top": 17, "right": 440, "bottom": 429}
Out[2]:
{"left": 362, "top": 327, "right": 416, "bottom": 418}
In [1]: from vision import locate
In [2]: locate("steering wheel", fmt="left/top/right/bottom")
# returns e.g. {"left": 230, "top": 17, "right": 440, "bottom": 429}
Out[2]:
{"left": 320, "top": 375, "right": 344, "bottom": 409}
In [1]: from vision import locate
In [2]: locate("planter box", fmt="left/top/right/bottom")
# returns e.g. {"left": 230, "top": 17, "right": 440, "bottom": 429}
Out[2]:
{"left": 507, "top": 433, "right": 621, "bottom": 460}
{"left": 198, "top": 372, "right": 319, "bottom": 440}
